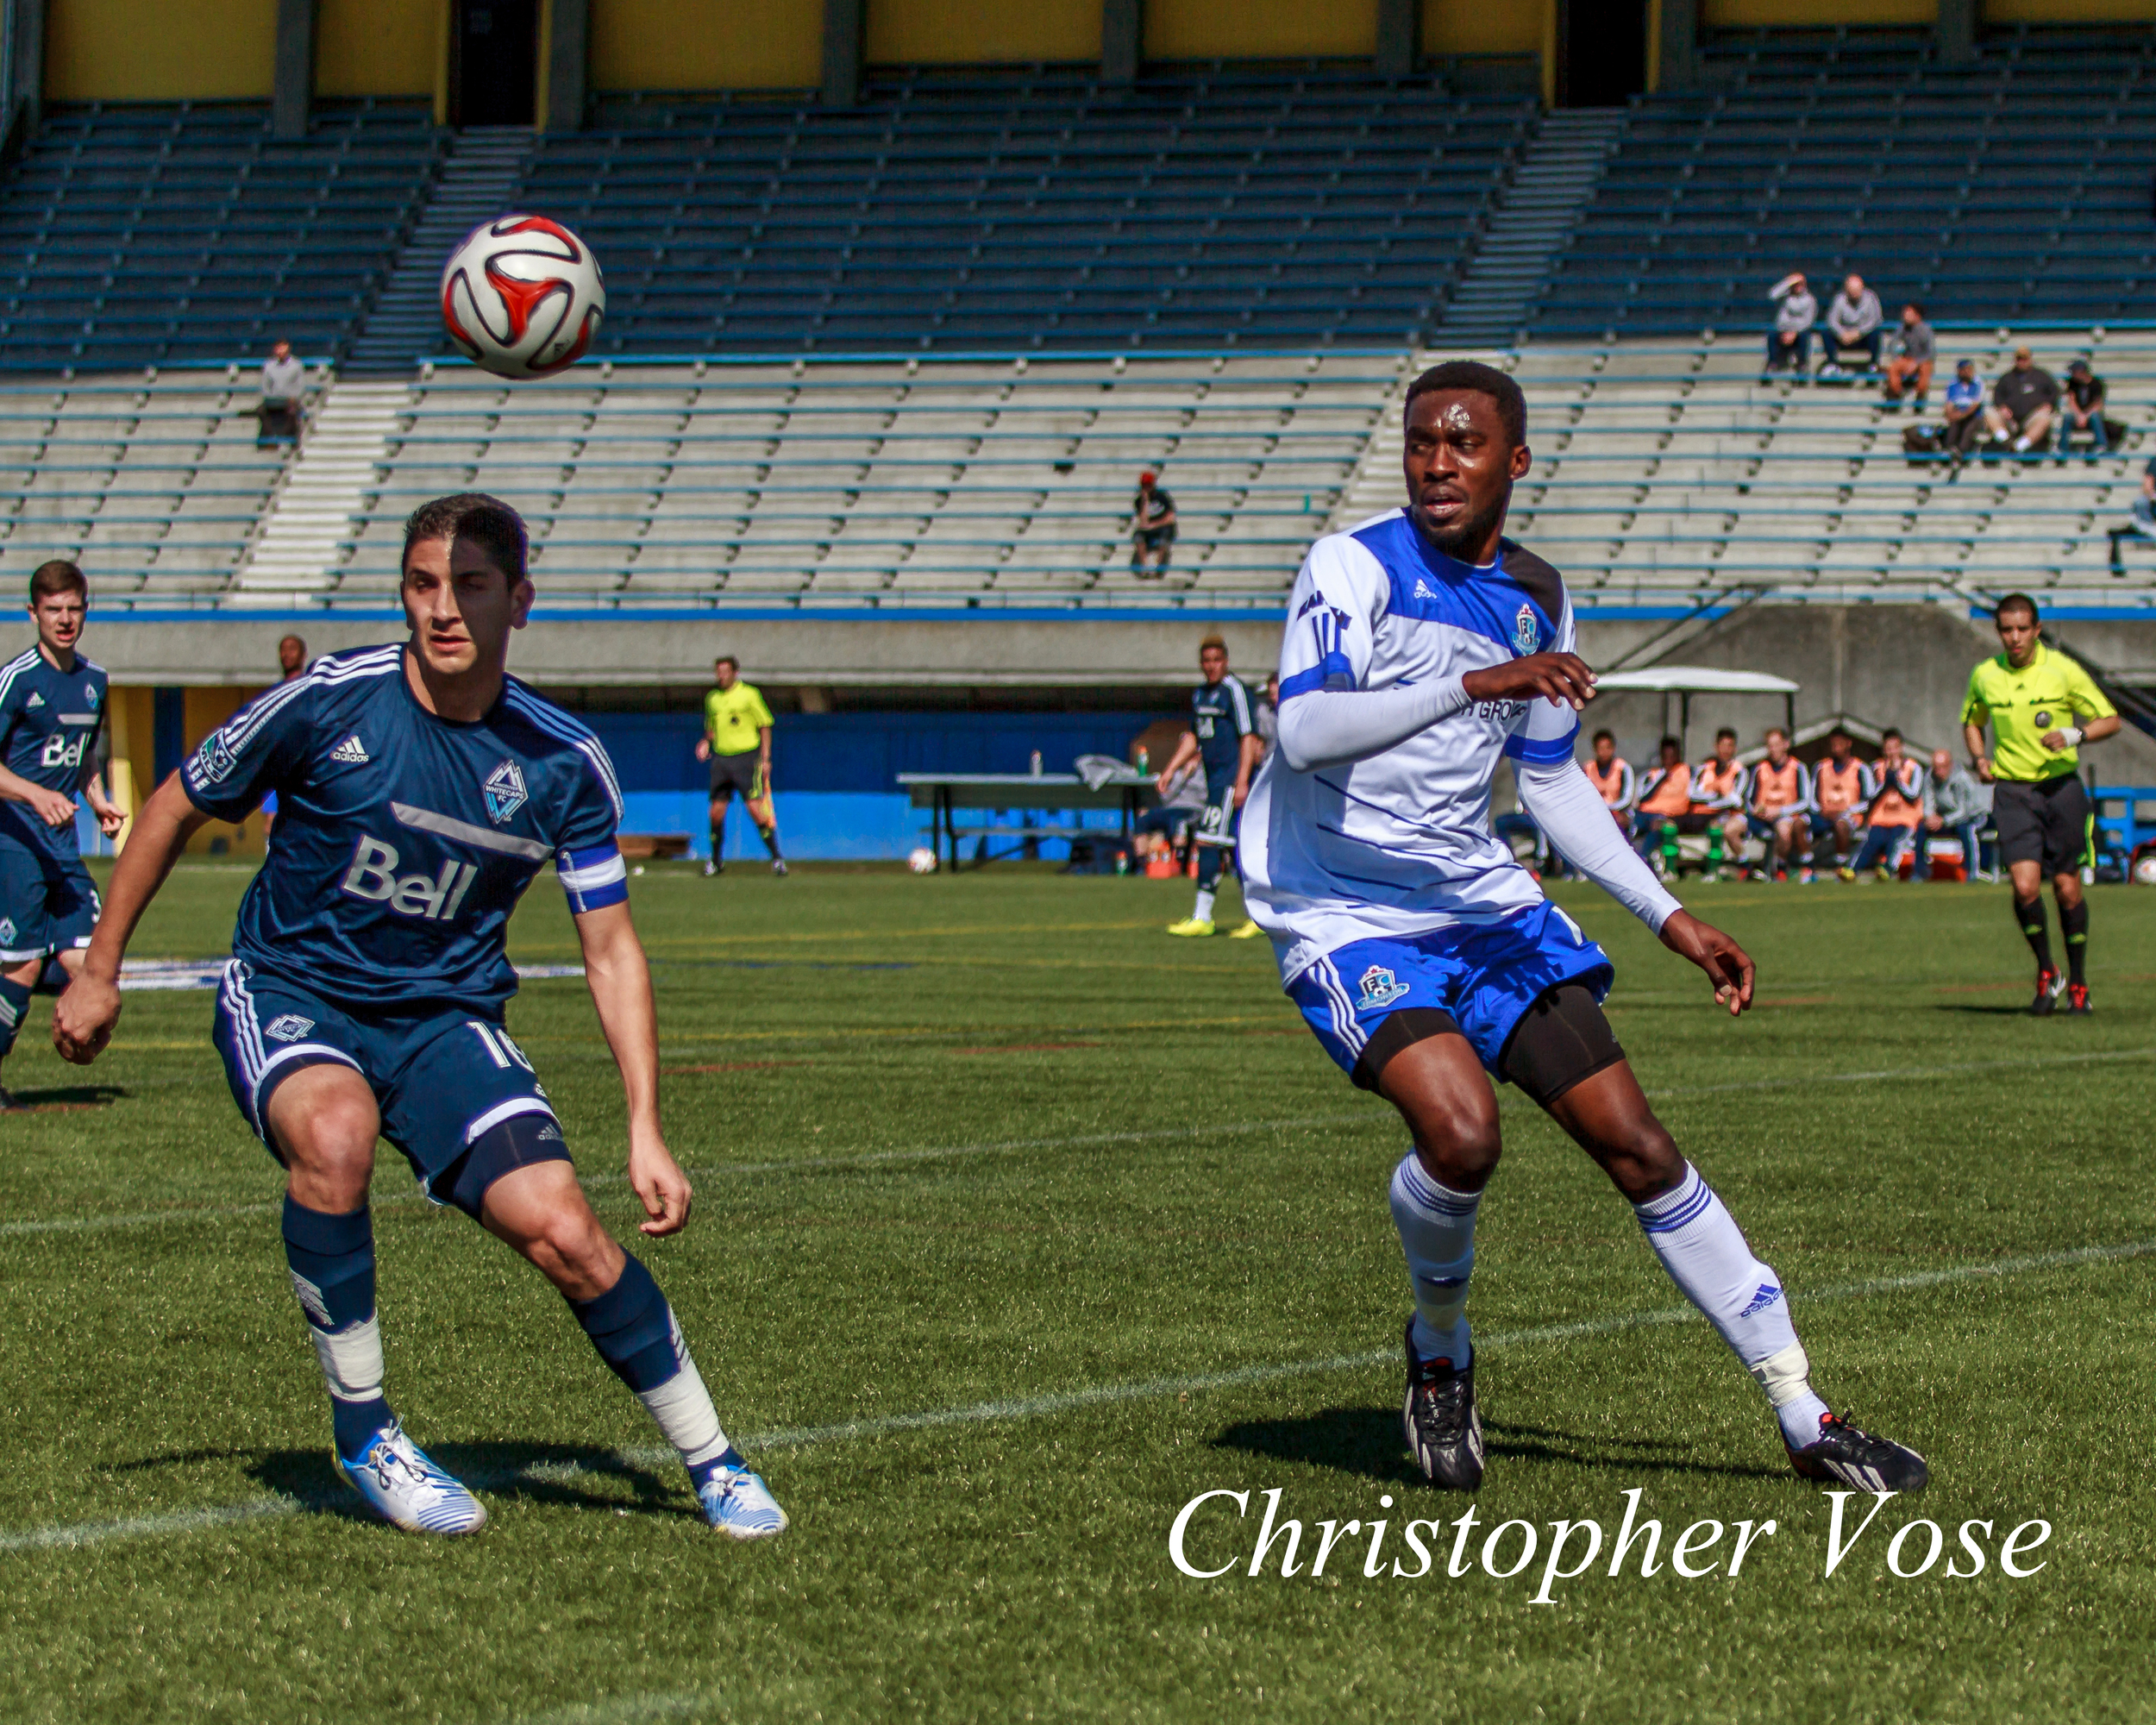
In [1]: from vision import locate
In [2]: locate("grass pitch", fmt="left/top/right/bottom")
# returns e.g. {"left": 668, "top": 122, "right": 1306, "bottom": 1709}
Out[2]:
{"left": 2, "top": 863, "right": 2153, "bottom": 1723}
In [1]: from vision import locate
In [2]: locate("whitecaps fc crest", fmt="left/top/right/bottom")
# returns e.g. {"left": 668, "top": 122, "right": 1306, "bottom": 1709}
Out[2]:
{"left": 1514, "top": 603, "right": 1539, "bottom": 655}
{"left": 483, "top": 759, "right": 529, "bottom": 825}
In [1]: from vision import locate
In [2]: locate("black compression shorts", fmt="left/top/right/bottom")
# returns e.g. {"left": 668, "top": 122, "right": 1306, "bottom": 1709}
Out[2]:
{"left": 1990, "top": 775, "right": 2091, "bottom": 875}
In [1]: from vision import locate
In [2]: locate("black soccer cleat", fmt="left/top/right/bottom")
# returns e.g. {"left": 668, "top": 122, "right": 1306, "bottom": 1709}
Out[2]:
{"left": 2029, "top": 968, "right": 2064, "bottom": 1016}
{"left": 1401, "top": 1319, "right": 1484, "bottom": 1490}
{"left": 2066, "top": 982, "right": 2092, "bottom": 1015}
{"left": 1786, "top": 1411, "right": 1928, "bottom": 1493}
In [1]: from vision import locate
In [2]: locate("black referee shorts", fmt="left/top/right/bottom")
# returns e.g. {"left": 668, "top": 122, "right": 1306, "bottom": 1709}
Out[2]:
{"left": 708, "top": 750, "right": 761, "bottom": 800}
{"left": 1991, "top": 775, "right": 2092, "bottom": 875}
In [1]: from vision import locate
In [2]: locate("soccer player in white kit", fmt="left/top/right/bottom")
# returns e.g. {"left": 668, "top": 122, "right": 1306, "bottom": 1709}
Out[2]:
{"left": 1239, "top": 362, "right": 1927, "bottom": 1493}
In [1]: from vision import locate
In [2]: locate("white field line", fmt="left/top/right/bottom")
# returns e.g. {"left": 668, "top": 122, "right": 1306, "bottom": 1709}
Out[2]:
{"left": 5, "top": 1235, "right": 2150, "bottom": 1559}
{"left": 6, "top": 1043, "right": 2149, "bottom": 1241}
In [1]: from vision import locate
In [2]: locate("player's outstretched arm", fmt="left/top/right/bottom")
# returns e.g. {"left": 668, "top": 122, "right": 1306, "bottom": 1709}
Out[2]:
{"left": 573, "top": 900, "right": 693, "bottom": 1237}
{"left": 1656, "top": 909, "right": 1755, "bottom": 1018}
{"left": 53, "top": 773, "right": 210, "bottom": 1063}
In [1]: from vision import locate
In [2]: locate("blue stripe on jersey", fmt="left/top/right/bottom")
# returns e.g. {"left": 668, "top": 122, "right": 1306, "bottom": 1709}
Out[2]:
{"left": 1280, "top": 655, "right": 1352, "bottom": 702}
{"left": 557, "top": 842, "right": 628, "bottom": 914}
{"left": 1349, "top": 515, "right": 1557, "bottom": 660}
{"left": 1505, "top": 726, "right": 1581, "bottom": 765}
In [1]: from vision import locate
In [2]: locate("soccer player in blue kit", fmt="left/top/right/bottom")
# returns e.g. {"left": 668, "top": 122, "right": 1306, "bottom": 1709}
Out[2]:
{"left": 1159, "top": 634, "right": 1263, "bottom": 938}
{"left": 53, "top": 495, "right": 787, "bottom": 1540}
{"left": 1239, "top": 362, "right": 1927, "bottom": 1494}
{"left": 0, "top": 561, "right": 127, "bottom": 1104}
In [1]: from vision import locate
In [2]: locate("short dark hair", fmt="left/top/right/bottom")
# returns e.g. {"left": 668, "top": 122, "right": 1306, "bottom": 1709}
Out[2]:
{"left": 1199, "top": 634, "right": 1228, "bottom": 655}
{"left": 1995, "top": 592, "right": 2039, "bottom": 623}
{"left": 1905, "top": 301, "right": 1926, "bottom": 318}
{"left": 1715, "top": 726, "right": 1737, "bottom": 743}
{"left": 28, "top": 560, "right": 85, "bottom": 605}
{"left": 1592, "top": 728, "right": 1614, "bottom": 745}
{"left": 1828, "top": 725, "right": 1852, "bottom": 743}
{"left": 1659, "top": 734, "right": 1682, "bottom": 755}
{"left": 715, "top": 654, "right": 739, "bottom": 672}
{"left": 1881, "top": 727, "right": 1902, "bottom": 743}
{"left": 402, "top": 492, "right": 528, "bottom": 584}
{"left": 1405, "top": 360, "right": 1527, "bottom": 448}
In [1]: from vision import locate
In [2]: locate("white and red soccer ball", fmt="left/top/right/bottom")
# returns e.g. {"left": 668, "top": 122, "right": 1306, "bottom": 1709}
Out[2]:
{"left": 440, "top": 215, "right": 605, "bottom": 380}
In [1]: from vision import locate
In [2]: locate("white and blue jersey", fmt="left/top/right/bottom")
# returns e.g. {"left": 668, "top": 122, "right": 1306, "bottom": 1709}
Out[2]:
{"left": 1241, "top": 510, "right": 1582, "bottom": 984}
{"left": 0, "top": 645, "right": 106, "bottom": 861}
{"left": 183, "top": 643, "right": 628, "bottom": 1015}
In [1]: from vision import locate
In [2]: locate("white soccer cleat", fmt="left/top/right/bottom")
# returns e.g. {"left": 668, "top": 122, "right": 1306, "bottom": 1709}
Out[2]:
{"left": 334, "top": 1422, "right": 488, "bottom": 1535}
{"left": 697, "top": 1461, "right": 788, "bottom": 1540}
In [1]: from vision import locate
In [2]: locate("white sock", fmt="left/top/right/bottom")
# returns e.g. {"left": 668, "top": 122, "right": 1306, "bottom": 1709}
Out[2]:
{"left": 636, "top": 1313, "right": 735, "bottom": 1473}
{"left": 1192, "top": 887, "right": 1216, "bottom": 923}
{"left": 2014, "top": 435, "right": 2032, "bottom": 452}
{"left": 1633, "top": 1164, "right": 1830, "bottom": 1447}
{"left": 1389, "top": 1153, "right": 1480, "bottom": 1365}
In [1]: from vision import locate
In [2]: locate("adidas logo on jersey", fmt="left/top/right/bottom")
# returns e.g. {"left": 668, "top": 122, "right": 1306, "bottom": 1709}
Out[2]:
{"left": 331, "top": 734, "right": 368, "bottom": 764}
{"left": 1412, "top": 579, "right": 1438, "bottom": 600}
{"left": 25, "top": 692, "right": 42, "bottom": 707}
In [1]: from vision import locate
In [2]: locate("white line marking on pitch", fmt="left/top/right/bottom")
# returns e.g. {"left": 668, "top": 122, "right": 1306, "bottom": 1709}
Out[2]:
{"left": 9, "top": 1043, "right": 2149, "bottom": 1242}
{"left": 6, "top": 1236, "right": 2149, "bottom": 1559}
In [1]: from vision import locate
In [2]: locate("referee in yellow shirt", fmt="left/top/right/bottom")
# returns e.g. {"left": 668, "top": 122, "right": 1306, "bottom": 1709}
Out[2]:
{"left": 1961, "top": 593, "right": 2118, "bottom": 1014}
{"left": 693, "top": 655, "right": 786, "bottom": 876}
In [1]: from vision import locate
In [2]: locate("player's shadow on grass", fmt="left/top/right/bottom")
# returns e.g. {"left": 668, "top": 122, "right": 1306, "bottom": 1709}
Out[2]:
{"left": 1934, "top": 1004, "right": 2041, "bottom": 1016}
{"left": 1213, "top": 1408, "right": 1784, "bottom": 1484}
{"left": 4, "top": 1083, "right": 124, "bottom": 1111}
{"left": 116, "top": 1442, "right": 698, "bottom": 1522}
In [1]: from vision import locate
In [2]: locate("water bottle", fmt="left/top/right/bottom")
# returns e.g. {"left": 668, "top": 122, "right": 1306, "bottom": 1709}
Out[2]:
{"left": 1030, "top": 750, "right": 1043, "bottom": 776}
{"left": 1136, "top": 746, "right": 1150, "bottom": 778}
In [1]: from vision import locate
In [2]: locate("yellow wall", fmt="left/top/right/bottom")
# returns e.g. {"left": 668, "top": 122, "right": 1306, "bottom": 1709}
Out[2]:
{"left": 316, "top": 0, "right": 440, "bottom": 97}
{"left": 1702, "top": 0, "right": 1934, "bottom": 22}
{"left": 181, "top": 687, "right": 262, "bottom": 856}
{"left": 1990, "top": 0, "right": 2156, "bottom": 17}
{"left": 46, "top": 0, "right": 278, "bottom": 100}
{"left": 867, "top": 0, "right": 1100, "bottom": 63}
{"left": 1146, "top": 0, "right": 1378, "bottom": 59}
{"left": 1425, "top": 0, "right": 1542, "bottom": 55}
{"left": 590, "top": 0, "right": 821, "bottom": 90}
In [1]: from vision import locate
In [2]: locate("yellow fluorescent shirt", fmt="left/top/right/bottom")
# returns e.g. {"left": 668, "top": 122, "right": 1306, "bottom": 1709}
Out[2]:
{"left": 1959, "top": 642, "right": 2115, "bottom": 782}
{"left": 705, "top": 681, "right": 774, "bottom": 756}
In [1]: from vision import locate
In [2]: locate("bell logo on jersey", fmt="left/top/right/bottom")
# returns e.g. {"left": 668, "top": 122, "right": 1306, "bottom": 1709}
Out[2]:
{"left": 341, "top": 836, "right": 480, "bottom": 921}
{"left": 483, "top": 760, "right": 529, "bottom": 825}
{"left": 1514, "top": 603, "right": 1539, "bottom": 655}
{"left": 39, "top": 733, "right": 85, "bottom": 769}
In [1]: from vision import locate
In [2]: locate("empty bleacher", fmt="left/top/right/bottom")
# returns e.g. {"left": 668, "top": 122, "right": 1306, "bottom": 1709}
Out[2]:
{"left": 492, "top": 66, "right": 1534, "bottom": 358}
{"left": 1533, "top": 27, "right": 2156, "bottom": 342}
{"left": 0, "top": 101, "right": 443, "bottom": 371}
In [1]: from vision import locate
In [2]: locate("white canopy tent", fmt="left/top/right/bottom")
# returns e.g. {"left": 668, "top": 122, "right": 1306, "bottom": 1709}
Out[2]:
{"left": 1594, "top": 667, "right": 1801, "bottom": 755}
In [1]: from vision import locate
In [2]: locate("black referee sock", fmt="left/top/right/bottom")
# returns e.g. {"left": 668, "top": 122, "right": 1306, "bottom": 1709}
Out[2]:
{"left": 2015, "top": 894, "right": 2053, "bottom": 973}
{"left": 2060, "top": 900, "right": 2090, "bottom": 986}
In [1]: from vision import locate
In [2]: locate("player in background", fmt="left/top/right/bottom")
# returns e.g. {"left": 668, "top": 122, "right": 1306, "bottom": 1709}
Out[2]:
{"left": 1962, "top": 593, "right": 2118, "bottom": 1014}
{"left": 0, "top": 561, "right": 126, "bottom": 1105}
{"left": 1688, "top": 726, "right": 1747, "bottom": 881}
{"left": 695, "top": 656, "right": 785, "bottom": 877}
{"left": 1745, "top": 725, "right": 1812, "bottom": 881}
{"left": 1633, "top": 736, "right": 1690, "bottom": 875}
{"left": 1240, "top": 361, "right": 1925, "bottom": 1495}
{"left": 1160, "top": 634, "right": 1264, "bottom": 938}
{"left": 262, "top": 633, "right": 309, "bottom": 835}
{"left": 1851, "top": 729, "right": 1926, "bottom": 881}
{"left": 53, "top": 495, "right": 787, "bottom": 1541}
{"left": 1811, "top": 728, "right": 1867, "bottom": 881}
{"left": 1580, "top": 728, "right": 1634, "bottom": 839}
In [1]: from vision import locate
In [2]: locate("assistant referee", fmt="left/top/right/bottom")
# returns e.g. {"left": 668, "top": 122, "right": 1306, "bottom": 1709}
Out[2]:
{"left": 1961, "top": 593, "right": 2119, "bottom": 1014}
{"left": 694, "top": 655, "right": 787, "bottom": 877}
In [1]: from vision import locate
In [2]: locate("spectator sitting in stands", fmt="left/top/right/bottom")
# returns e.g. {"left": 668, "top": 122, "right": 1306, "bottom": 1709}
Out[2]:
{"left": 256, "top": 340, "right": 305, "bottom": 449}
{"left": 1745, "top": 725, "right": 1812, "bottom": 881}
{"left": 2056, "top": 358, "right": 2109, "bottom": 464}
{"left": 1811, "top": 727, "right": 1867, "bottom": 881}
{"left": 1984, "top": 347, "right": 2059, "bottom": 459}
{"left": 1688, "top": 726, "right": 1748, "bottom": 881}
{"left": 1940, "top": 359, "right": 1987, "bottom": 463}
{"left": 1821, "top": 274, "right": 1883, "bottom": 377}
{"left": 1851, "top": 728, "right": 1926, "bottom": 881}
{"left": 1882, "top": 303, "right": 1934, "bottom": 409}
{"left": 1764, "top": 273, "right": 1816, "bottom": 377}
{"left": 1130, "top": 470, "right": 1177, "bottom": 576}
{"left": 1635, "top": 735, "right": 1694, "bottom": 877}
{"left": 1925, "top": 746, "right": 1994, "bottom": 881}
{"left": 2106, "top": 454, "right": 2156, "bottom": 575}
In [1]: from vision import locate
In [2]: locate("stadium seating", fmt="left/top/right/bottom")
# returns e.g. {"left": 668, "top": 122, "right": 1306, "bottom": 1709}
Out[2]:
{"left": 0, "top": 101, "right": 442, "bottom": 371}
{"left": 1532, "top": 26, "right": 2156, "bottom": 341}
{"left": 315, "top": 354, "right": 1401, "bottom": 602}
{"left": 495, "top": 66, "right": 1535, "bottom": 357}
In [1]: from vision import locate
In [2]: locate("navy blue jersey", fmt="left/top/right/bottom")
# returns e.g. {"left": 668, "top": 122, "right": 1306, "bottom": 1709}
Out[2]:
{"left": 183, "top": 643, "right": 628, "bottom": 1013}
{"left": 1191, "top": 675, "right": 1256, "bottom": 777}
{"left": 0, "top": 645, "right": 106, "bottom": 858}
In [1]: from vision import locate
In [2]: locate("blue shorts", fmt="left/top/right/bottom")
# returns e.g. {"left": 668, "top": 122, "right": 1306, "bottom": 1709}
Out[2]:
{"left": 0, "top": 840, "right": 98, "bottom": 962}
{"left": 1287, "top": 902, "right": 1614, "bottom": 1081}
{"left": 1194, "top": 762, "right": 1243, "bottom": 848}
{"left": 213, "top": 960, "right": 564, "bottom": 1207}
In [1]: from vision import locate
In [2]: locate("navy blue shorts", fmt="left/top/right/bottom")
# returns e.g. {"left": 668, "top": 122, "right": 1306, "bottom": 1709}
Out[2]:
{"left": 0, "top": 840, "right": 98, "bottom": 962}
{"left": 1195, "top": 762, "right": 1243, "bottom": 849}
{"left": 1287, "top": 902, "right": 1614, "bottom": 1078}
{"left": 213, "top": 960, "right": 564, "bottom": 1205}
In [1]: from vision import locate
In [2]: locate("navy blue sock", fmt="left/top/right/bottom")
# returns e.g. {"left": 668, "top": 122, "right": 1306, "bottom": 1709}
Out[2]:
{"left": 0, "top": 976, "right": 32, "bottom": 1059}
{"left": 281, "top": 1196, "right": 392, "bottom": 1457}
{"left": 35, "top": 957, "right": 70, "bottom": 994}
{"left": 567, "top": 1252, "right": 683, "bottom": 1395}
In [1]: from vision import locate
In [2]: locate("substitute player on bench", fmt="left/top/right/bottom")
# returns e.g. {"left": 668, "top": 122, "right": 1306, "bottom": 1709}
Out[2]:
{"left": 0, "top": 561, "right": 126, "bottom": 1103}
{"left": 1239, "top": 361, "right": 1925, "bottom": 1494}
{"left": 1962, "top": 592, "right": 2117, "bottom": 1014}
{"left": 53, "top": 494, "right": 787, "bottom": 1541}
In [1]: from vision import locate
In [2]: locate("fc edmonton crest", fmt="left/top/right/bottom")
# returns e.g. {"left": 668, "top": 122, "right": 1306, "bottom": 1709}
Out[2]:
{"left": 483, "top": 759, "right": 529, "bottom": 825}
{"left": 1514, "top": 603, "right": 1539, "bottom": 655}
{"left": 1357, "top": 965, "right": 1410, "bottom": 1011}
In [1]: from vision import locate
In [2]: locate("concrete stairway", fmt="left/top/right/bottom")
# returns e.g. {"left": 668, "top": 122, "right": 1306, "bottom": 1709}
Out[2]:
{"left": 230, "top": 381, "right": 410, "bottom": 597}
{"left": 1436, "top": 110, "right": 1626, "bottom": 350}
{"left": 340, "top": 126, "right": 535, "bottom": 375}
